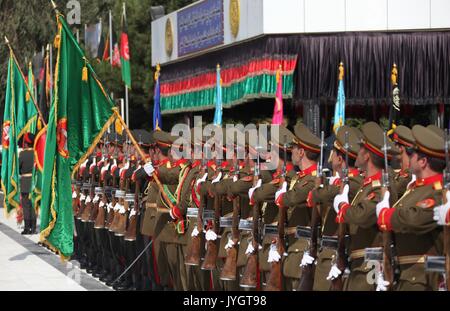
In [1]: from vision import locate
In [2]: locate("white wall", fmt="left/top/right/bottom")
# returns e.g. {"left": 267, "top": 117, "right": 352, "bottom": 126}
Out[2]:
{"left": 152, "top": 0, "right": 450, "bottom": 66}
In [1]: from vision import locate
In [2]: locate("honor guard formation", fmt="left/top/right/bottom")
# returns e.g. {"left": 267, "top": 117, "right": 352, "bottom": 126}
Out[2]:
{"left": 63, "top": 122, "right": 450, "bottom": 291}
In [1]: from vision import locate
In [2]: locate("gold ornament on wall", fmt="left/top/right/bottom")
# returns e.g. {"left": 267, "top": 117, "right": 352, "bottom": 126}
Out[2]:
{"left": 165, "top": 18, "right": 173, "bottom": 57}
{"left": 230, "top": 0, "right": 240, "bottom": 38}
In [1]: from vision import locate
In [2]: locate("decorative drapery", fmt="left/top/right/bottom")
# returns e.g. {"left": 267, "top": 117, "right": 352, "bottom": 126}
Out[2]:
{"left": 159, "top": 31, "right": 450, "bottom": 114}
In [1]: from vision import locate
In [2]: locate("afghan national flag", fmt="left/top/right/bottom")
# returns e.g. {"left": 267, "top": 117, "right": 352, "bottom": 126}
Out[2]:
{"left": 153, "top": 66, "right": 162, "bottom": 131}
{"left": 120, "top": 5, "right": 131, "bottom": 88}
{"left": 40, "top": 14, "right": 116, "bottom": 258}
{"left": 1, "top": 51, "right": 22, "bottom": 215}
{"left": 271, "top": 65, "right": 283, "bottom": 125}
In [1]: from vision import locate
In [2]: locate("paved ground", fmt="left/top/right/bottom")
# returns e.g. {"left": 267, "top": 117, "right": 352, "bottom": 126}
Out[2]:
{"left": 0, "top": 206, "right": 112, "bottom": 291}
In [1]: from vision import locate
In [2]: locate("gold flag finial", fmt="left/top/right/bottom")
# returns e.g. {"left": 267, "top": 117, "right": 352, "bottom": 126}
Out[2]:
{"left": 338, "top": 62, "right": 344, "bottom": 81}
{"left": 155, "top": 63, "right": 161, "bottom": 81}
{"left": 51, "top": 0, "right": 57, "bottom": 10}
{"left": 4, "top": 36, "right": 9, "bottom": 44}
{"left": 391, "top": 63, "right": 398, "bottom": 86}
{"left": 217, "top": 63, "right": 221, "bottom": 70}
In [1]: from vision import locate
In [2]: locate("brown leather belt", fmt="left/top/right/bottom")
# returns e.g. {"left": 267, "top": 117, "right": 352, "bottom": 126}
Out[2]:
{"left": 350, "top": 249, "right": 366, "bottom": 260}
{"left": 397, "top": 255, "right": 426, "bottom": 265}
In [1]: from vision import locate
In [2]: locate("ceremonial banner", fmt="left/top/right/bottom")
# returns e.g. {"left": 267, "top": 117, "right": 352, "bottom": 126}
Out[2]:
{"left": 1, "top": 52, "right": 21, "bottom": 215}
{"left": 153, "top": 65, "right": 162, "bottom": 131}
{"left": 213, "top": 64, "right": 222, "bottom": 126}
{"left": 333, "top": 63, "right": 345, "bottom": 134}
{"left": 40, "top": 14, "right": 116, "bottom": 258}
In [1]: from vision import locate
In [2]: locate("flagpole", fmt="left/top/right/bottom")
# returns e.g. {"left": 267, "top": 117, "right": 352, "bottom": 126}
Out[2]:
{"left": 4, "top": 37, "right": 47, "bottom": 127}
{"left": 109, "top": 10, "right": 113, "bottom": 66}
{"left": 125, "top": 86, "right": 129, "bottom": 127}
{"left": 49, "top": 44, "right": 53, "bottom": 106}
{"left": 113, "top": 110, "right": 175, "bottom": 210}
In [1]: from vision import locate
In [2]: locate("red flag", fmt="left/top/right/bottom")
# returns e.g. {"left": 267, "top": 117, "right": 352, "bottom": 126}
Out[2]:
{"left": 272, "top": 65, "right": 284, "bottom": 125}
{"left": 34, "top": 127, "right": 47, "bottom": 172}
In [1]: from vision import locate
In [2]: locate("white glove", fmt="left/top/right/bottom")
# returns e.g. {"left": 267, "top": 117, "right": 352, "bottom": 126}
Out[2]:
{"left": 99, "top": 201, "right": 105, "bottom": 208}
{"left": 376, "top": 191, "right": 390, "bottom": 217}
{"left": 245, "top": 242, "right": 255, "bottom": 255}
{"left": 267, "top": 243, "right": 281, "bottom": 263}
{"left": 328, "top": 172, "right": 341, "bottom": 186}
{"left": 233, "top": 175, "right": 238, "bottom": 183}
{"left": 212, "top": 172, "right": 222, "bottom": 184}
{"left": 248, "top": 179, "right": 262, "bottom": 201}
{"left": 129, "top": 209, "right": 137, "bottom": 217}
{"left": 406, "top": 174, "right": 417, "bottom": 189}
{"left": 120, "top": 161, "right": 130, "bottom": 176}
{"left": 79, "top": 194, "right": 86, "bottom": 202}
{"left": 191, "top": 226, "right": 200, "bottom": 237}
{"left": 85, "top": 196, "right": 92, "bottom": 204}
{"left": 93, "top": 195, "right": 100, "bottom": 204}
{"left": 333, "top": 184, "right": 349, "bottom": 214}
{"left": 72, "top": 191, "right": 78, "bottom": 199}
{"left": 275, "top": 182, "right": 288, "bottom": 202}
{"left": 224, "top": 238, "right": 235, "bottom": 250}
{"left": 107, "top": 203, "right": 113, "bottom": 212}
{"left": 144, "top": 162, "right": 155, "bottom": 177}
{"left": 111, "top": 159, "right": 118, "bottom": 170}
{"left": 118, "top": 204, "right": 126, "bottom": 214}
{"left": 300, "top": 251, "right": 315, "bottom": 267}
{"left": 101, "top": 162, "right": 110, "bottom": 175}
{"left": 113, "top": 203, "right": 121, "bottom": 212}
{"left": 205, "top": 229, "right": 218, "bottom": 241}
{"left": 326, "top": 264, "right": 343, "bottom": 281}
{"left": 376, "top": 272, "right": 390, "bottom": 291}
{"left": 433, "top": 191, "right": 450, "bottom": 225}
{"left": 89, "top": 157, "right": 97, "bottom": 171}
{"left": 196, "top": 173, "right": 208, "bottom": 187}
{"left": 80, "top": 158, "right": 89, "bottom": 170}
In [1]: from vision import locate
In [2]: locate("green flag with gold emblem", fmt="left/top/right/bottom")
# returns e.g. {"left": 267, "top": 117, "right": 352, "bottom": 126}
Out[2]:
{"left": 40, "top": 13, "right": 116, "bottom": 258}
{"left": 1, "top": 51, "right": 22, "bottom": 215}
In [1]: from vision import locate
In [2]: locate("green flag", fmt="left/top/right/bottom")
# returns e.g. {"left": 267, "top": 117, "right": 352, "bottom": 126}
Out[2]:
{"left": 40, "top": 14, "right": 116, "bottom": 258}
{"left": 1, "top": 51, "right": 21, "bottom": 215}
{"left": 16, "top": 62, "right": 38, "bottom": 140}
{"left": 120, "top": 4, "right": 131, "bottom": 88}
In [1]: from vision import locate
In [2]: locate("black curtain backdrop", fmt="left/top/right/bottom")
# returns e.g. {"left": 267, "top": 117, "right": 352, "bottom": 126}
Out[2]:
{"left": 161, "top": 31, "right": 450, "bottom": 107}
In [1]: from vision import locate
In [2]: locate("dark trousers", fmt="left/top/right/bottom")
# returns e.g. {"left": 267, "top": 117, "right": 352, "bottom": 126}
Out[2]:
{"left": 21, "top": 192, "right": 35, "bottom": 232}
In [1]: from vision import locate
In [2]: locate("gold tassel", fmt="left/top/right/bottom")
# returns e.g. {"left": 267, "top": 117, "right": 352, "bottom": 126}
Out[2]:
{"left": 26, "top": 91, "right": 30, "bottom": 102}
{"left": 115, "top": 119, "right": 123, "bottom": 135}
{"left": 82, "top": 66, "right": 88, "bottom": 82}
{"left": 82, "top": 59, "right": 88, "bottom": 82}
{"left": 37, "top": 119, "right": 42, "bottom": 131}
{"left": 53, "top": 34, "right": 60, "bottom": 49}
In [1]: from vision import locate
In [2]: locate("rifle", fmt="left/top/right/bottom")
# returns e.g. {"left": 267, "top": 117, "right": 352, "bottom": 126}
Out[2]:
{"left": 185, "top": 143, "right": 209, "bottom": 266}
{"left": 330, "top": 130, "right": 350, "bottom": 291}
{"left": 366, "top": 132, "right": 399, "bottom": 290}
{"left": 81, "top": 156, "right": 96, "bottom": 223}
{"left": 265, "top": 135, "right": 289, "bottom": 291}
{"left": 77, "top": 162, "right": 90, "bottom": 219}
{"left": 240, "top": 140, "right": 261, "bottom": 288}
{"left": 125, "top": 137, "right": 144, "bottom": 242}
{"left": 201, "top": 153, "right": 223, "bottom": 270}
{"left": 220, "top": 144, "right": 241, "bottom": 280}
{"left": 106, "top": 134, "right": 119, "bottom": 230}
{"left": 94, "top": 134, "right": 110, "bottom": 230}
{"left": 297, "top": 131, "right": 325, "bottom": 291}
{"left": 116, "top": 137, "right": 132, "bottom": 237}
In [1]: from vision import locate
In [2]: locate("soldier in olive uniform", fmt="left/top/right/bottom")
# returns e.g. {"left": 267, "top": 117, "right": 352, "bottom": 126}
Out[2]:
{"left": 19, "top": 133, "right": 36, "bottom": 235}
{"left": 376, "top": 125, "right": 446, "bottom": 291}
{"left": 391, "top": 125, "right": 415, "bottom": 198}
{"left": 273, "top": 123, "right": 322, "bottom": 291}
{"left": 333, "top": 122, "right": 399, "bottom": 291}
{"left": 310, "top": 126, "right": 363, "bottom": 290}
{"left": 249, "top": 126, "right": 297, "bottom": 290}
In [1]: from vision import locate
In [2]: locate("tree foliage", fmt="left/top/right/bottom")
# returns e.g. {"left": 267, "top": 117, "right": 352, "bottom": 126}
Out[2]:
{"left": 0, "top": 0, "right": 195, "bottom": 129}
